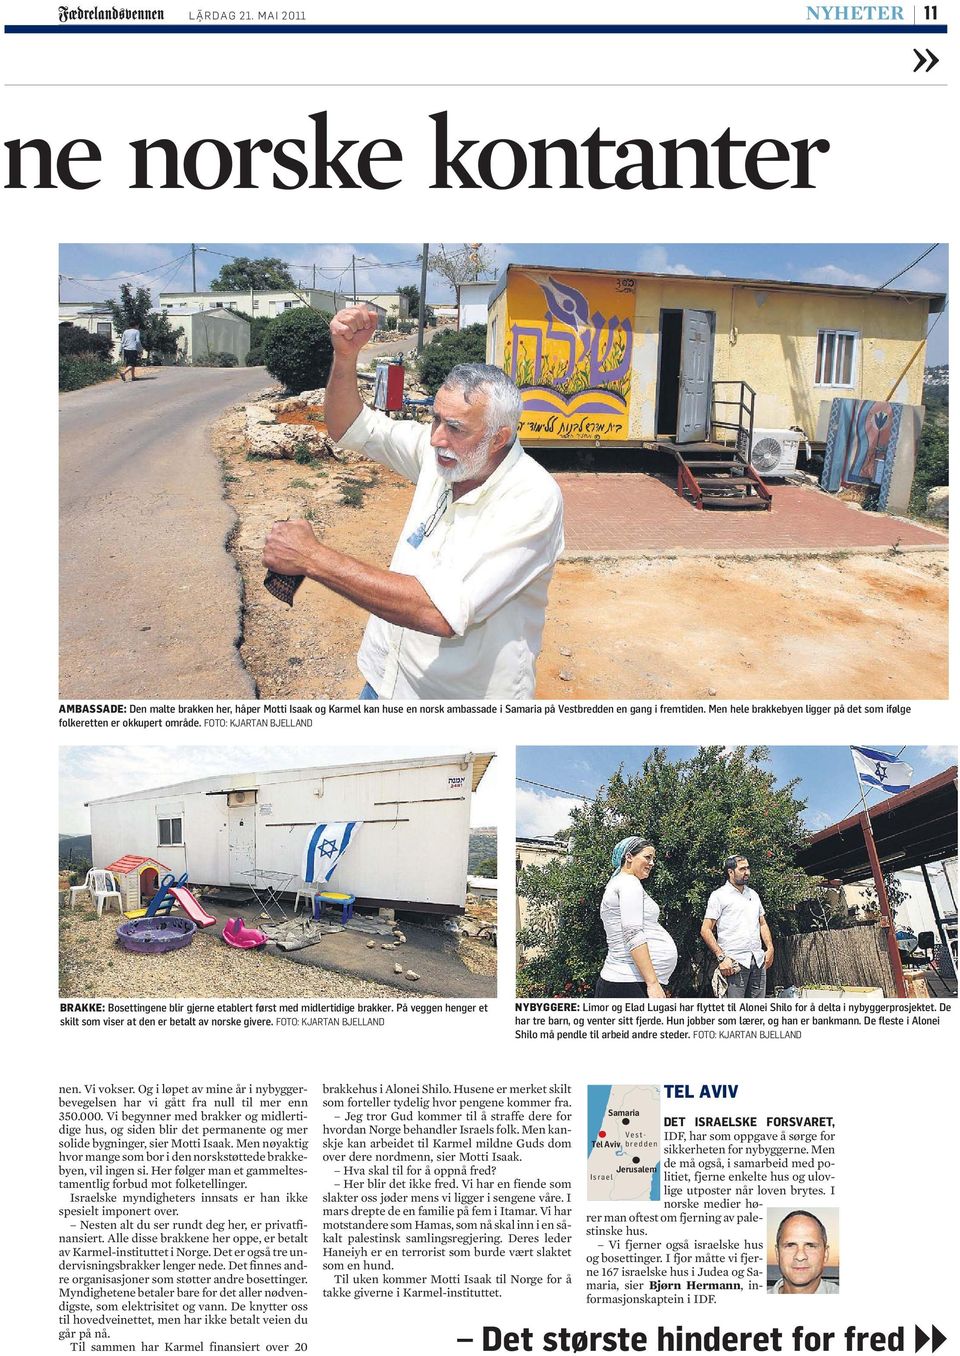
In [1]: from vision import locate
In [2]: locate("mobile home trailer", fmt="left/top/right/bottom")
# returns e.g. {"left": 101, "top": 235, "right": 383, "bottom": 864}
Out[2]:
{"left": 88, "top": 752, "right": 494, "bottom": 917}
{"left": 486, "top": 264, "right": 942, "bottom": 450}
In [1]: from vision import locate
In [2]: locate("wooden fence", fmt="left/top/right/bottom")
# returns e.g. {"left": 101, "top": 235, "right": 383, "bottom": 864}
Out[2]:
{"left": 772, "top": 921, "right": 896, "bottom": 996}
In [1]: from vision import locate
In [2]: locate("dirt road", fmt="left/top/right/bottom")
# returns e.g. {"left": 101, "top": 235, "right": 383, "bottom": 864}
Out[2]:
{"left": 60, "top": 366, "right": 272, "bottom": 698}
{"left": 223, "top": 413, "right": 948, "bottom": 701}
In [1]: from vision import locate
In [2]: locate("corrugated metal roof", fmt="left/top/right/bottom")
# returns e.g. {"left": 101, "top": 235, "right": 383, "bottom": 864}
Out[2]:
{"left": 796, "top": 766, "right": 958, "bottom": 882}
{"left": 494, "top": 263, "right": 946, "bottom": 312}
{"left": 472, "top": 753, "right": 495, "bottom": 791}
{"left": 89, "top": 753, "right": 496, "bottom": 806}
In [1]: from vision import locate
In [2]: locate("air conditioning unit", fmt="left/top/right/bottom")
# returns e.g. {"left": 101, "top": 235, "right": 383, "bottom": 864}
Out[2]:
{"left": 750, "top": 428, "right": 803, "bottom": 478}
{"left": 228, "top": 790, "right": 256, "bottom": 807}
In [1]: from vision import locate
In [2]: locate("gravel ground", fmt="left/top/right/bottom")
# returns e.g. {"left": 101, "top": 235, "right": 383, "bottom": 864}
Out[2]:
{"left": 457, "top": 938, "right": 497, "bottom": 977}
{"left": 59, "top": 906, "right": 433, "bottom": 1000}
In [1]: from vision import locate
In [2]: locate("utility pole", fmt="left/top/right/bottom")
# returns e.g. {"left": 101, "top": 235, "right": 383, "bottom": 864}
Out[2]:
{"left": 352, "top": 254, "right": 357, "bottom": 306}
{"left": 190, "top": 244, "right": 207, "bottom": 295}
{"left": 312, "top": 263, "right": 316, "bottom": 290}
{"left": 417, "top": 243, "right": 429, "bottom": 355}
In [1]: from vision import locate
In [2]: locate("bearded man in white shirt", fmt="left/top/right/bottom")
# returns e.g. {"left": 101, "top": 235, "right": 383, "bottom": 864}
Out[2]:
{"left": 700, "top": 853, "right": 775, "bottom": 997}
{"left": 262, "top": 305, "right": 564, "bottom": 701}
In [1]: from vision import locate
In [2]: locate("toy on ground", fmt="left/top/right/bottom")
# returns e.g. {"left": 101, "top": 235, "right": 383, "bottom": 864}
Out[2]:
{"left": 222, "top": 917, "right": 268, "bottom": 950}
{"left": 116, "top": 916, "right": 197, "bottom": 953}
{"left": 145, "top": 872, "right": 217, "bottom": 928}
{"left": 106, "top": 855, "right": 170, "bottom": 917}
{"left": 313, "top": 891, "right": 356, "bottom": 924}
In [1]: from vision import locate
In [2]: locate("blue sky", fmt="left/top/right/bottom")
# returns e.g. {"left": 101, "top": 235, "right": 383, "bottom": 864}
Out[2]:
{"left": 58, "top": 241, "right": 948, "bottom": 364}
{"left": 515, "top": 744, "right": 957, "bottom": 838}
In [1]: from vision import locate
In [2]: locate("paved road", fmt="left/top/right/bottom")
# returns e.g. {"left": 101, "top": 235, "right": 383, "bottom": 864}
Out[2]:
{"left": 60, "top": 366, "right": 273, "bottom": 698}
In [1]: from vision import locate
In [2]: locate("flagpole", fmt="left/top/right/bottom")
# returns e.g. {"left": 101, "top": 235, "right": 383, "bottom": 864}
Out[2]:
{"left": 849, "top": 745, "right": 881, "bottom": 824}
{"left": 850, "top": 747, "right": 908, "bottom": 998}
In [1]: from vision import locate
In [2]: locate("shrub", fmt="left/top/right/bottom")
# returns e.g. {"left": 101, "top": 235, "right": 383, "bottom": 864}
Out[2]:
{"left": 59, "top": 355, "right": 115, "bottom": 391}
{"left": 338, "top": 472, "right": 377, "bottom": 507}
{"left": 262, "top": 306, "right": 334, "bottom": 393}
{"left": 416, "top": 323, "right": 487, "bottom": 395}
{"left": 910, "top": 413, "right": 948, "bottom": 512}
{"left": 193, "top": 351, "right": 240, "bottom": 367}
{"left": 293, "top": 440, "right": 319, "bottom": 465}
{"left": 59, "top": 322, "right": 114, "bottom": 361}
{"left": 384, "top": 314, "right": 398, "bottom": 331}
{"left": 246, "top": 346, "right": 264, "bottom": 367}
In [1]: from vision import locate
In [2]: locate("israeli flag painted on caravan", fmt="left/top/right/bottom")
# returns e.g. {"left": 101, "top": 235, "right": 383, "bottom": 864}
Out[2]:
{"left": 302, "top": 821, "right": 362, "bottom": 884}
{"left": 851, "top": 747, "right": 914, "bottom": 796}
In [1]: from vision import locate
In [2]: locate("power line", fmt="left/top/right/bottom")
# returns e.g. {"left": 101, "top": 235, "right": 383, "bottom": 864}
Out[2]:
{"left": 183, "top": 243, "right": 424, "bottom": 280}
{"left": 872, "top": 244, "right": 940, "bottom": 292}
{"left": 61, "top": 249, "right": 193, "bottom": 284}
{"left": 516, "top": 776, "right": 591, "bottom": 800}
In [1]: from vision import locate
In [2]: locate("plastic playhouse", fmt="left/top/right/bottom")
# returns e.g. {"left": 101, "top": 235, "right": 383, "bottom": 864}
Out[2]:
{"left": 106, "top": 855, "right": 170, "bottom": 916}
{"left": 106, "top": 856, "right": 217, "bottom": 928}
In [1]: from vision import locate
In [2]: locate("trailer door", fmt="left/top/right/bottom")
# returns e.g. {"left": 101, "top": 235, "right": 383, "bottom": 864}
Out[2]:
{"left": 228, "top": 802, "right": 257, "bottom": 884}
{"left": 676, "top": 308, "right": 714, "bottom": 444}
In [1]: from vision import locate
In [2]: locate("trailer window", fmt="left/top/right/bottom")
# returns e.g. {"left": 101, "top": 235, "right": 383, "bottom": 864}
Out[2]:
{"left": 815, "top": 329, "right": 858, "bottom": 387}
{"left": 158, "top": 817, "right": 183, "bottom": 846}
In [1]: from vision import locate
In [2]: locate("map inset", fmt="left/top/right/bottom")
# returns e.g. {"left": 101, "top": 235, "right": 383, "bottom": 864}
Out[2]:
{"left": 587, "top": 1084, "right": 661, "bottom": 1202}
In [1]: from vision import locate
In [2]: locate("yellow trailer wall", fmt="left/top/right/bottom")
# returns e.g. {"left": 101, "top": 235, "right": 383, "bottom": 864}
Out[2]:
{"left": 490, "top": 267, "right": 930, "bottom": 444}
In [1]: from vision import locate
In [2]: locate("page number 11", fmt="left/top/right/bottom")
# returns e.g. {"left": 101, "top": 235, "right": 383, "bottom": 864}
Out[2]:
{"left": 924, "top": 5, "right": 938, "bottom": 17}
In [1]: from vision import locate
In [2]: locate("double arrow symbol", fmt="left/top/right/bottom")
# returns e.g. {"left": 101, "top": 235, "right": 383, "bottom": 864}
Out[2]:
{"left": 913, "top": 48, "right": 940, "bottom": 72}
{"left": 915, "top": 1326, "right": 947, "bottom": 1353}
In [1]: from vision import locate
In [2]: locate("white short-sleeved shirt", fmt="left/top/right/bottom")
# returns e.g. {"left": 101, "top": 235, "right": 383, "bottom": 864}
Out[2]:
{"left": 599, "top": 872, "right": 678, "bottom": 985}
{"left": 338, "top": 404, "right": 564, "bottom": 700}
{"left": 704, "top": 880, "right": 767, "bottom": 966}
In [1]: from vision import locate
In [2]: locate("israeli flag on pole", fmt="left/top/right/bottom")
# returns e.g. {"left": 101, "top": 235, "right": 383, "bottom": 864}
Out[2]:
{"left": 851, "top": 747, "right": 914, "bottom": 796}
{"left": 302, "top": 821, "right": 362, "bottom": 884}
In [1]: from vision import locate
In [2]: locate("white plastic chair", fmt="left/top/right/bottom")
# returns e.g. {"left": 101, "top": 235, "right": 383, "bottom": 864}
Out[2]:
{"left": 293, "top": 880, "right": 317, "bottom": 916}
{"left": 68, "top": 868, "right": 97, "bottom": 910}
{"left": 70, "top": 869, "right": 123, "bottom": 918}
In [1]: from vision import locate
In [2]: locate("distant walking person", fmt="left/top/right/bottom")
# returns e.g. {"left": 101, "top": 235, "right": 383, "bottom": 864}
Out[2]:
{"left": 118, "top": 325, "right": 144, "bottom": 381}
{"left": 701, "top": 853, "right": 774, "bottom": 997}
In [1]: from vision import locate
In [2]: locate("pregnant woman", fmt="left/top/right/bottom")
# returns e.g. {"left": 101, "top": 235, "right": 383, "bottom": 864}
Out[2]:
{"left": 594, "top": 836, "right": 678, "bottom": 998}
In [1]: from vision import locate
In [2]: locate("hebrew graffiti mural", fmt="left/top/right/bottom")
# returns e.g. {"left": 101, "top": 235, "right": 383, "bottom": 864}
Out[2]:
{"left": 504, "top": 271, "right": 635, "bottom": 441}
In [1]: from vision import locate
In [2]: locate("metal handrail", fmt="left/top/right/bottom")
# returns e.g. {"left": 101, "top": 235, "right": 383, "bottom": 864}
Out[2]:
{"left": 711, "top": 379, "right": 756, "bottom": 455}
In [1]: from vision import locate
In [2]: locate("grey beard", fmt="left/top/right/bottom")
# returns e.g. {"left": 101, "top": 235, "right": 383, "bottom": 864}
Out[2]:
{"left": 435, "top": 430, "right": 496, "bottom": 484}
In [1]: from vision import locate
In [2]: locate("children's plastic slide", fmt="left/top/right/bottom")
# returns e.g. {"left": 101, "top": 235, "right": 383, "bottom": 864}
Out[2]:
{"left": 167, "top": 886, "right": 217, "bottom": 928}
{"left": 144, "top": 872, "right": 216, "bottom": 928}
